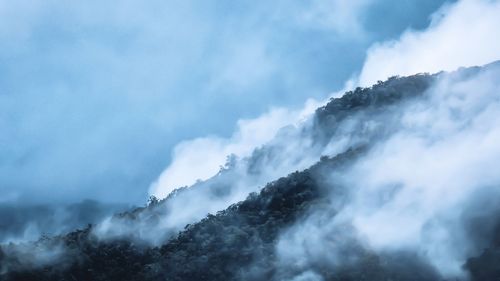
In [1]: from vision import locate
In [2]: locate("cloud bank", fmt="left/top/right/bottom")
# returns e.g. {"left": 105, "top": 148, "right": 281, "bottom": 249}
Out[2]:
{"left": 149, "top": 99, "right": 322, "bottom": 198}
{"left": 136, "top": 0, "right": 500, "bottom": 249}
{"left": 273, "top": 0, "right": 500, "bottom": 279}
{"left": 95, "top": 0, "right": 500, "bottom": 250}
{"left": 276, "top": 61, "right": 500, "bottom": 280}
{"left": 0, "top": 0, "right": 448, "bottom": 205}
{"left": 358, "top": 0, "right": 500, "bottom": 87}
{"left": 5, "top": 2, "right": 500, "bottom": 278}
{"left": 147, "top": 0, "right": 459, "bottom": 202}
{"left": 0, "top": 200, "right": 128, "bottom": 244}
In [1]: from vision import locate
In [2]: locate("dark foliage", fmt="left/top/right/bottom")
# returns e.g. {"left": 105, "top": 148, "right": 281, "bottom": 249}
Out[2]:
{"left": 313, "top": 73, "right": 436, "bottom": 143}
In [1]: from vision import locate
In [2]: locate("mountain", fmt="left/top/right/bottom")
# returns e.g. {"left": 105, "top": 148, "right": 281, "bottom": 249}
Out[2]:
{"left": 2, "top": 62, "right": 500, "bottom": 281}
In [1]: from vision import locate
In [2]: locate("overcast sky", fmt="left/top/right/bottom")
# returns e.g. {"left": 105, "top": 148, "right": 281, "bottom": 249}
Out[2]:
{"left": 1, "top": 0, "right": 453, "bottom": 204}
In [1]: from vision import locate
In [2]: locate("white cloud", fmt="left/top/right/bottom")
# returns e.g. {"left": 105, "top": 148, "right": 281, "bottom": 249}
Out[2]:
{"left": 275, "top": 0, "right": 500, "bottom": 278}
{"left": 275, "top": 62, "right": 500, "bottom": 280}
{"left": 349, "top": 64, "right": 500, "bottom": 277}
{"left": 149, "top": 100, "right": 322, "bottom": 198}
{"left": 1, "top": 0, "right": 384, "bottom": 204}
{"left": 358, "top": 0, "right": 500, "bottom": 87}
{"left": 147, "top": 0, "right": 386, "bottom": 200}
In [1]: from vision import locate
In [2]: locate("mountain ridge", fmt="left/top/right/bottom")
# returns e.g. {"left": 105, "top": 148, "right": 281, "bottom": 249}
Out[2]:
{"left": 2, "top": 62, "right": 500, "bottom": 281}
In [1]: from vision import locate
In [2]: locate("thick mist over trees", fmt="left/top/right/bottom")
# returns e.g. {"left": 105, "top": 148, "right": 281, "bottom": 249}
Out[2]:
{"left": 3, "top": 63, "right": 500, "bottom": 280}
{"left": 2, "top": 1, "right": 500, "bottom": 280}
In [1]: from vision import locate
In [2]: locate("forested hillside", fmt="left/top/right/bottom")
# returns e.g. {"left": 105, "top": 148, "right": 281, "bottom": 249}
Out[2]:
{"left": 2, "top": 63, "right": 500, "bottom": 281}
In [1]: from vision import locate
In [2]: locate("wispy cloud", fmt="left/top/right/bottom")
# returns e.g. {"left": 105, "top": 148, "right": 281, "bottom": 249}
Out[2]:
{"left": 0, "top": 0, "right": 447, "bottom": 205}
{"left": 149, "top": 99, "right": 322, "bottom": 198}
{"left": 274, "top": 0, "right": 500, "bottom": 278}
{"left": 358, "top": 0, "right": 500, "bottom": 87}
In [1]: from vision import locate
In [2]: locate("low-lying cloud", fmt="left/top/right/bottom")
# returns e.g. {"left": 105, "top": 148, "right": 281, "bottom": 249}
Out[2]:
{"left": 0, "top": 1, "right": 455, "bottom": 256}
{"left": 103, "top": 0, "right": 500, "bottom": 250}
{"left": 351, "top": 65, "right": 500, "bottom": 275}
{"left": 149, "top": 99, "right": 323, "bottom": 199}
{"left": 2, "top": 0, "right": 436, "bottom": 205}
{"left": 4, "top": 1, "right": 499, "bottom": 278}
{"left": 276, "top": 61, "right": 500, "bottom": 280}
{"left": 273, "top": 0, "right": 500, "bottom": 278}
{"left": 0, "top": 200, "right": 128, "bottom": 244}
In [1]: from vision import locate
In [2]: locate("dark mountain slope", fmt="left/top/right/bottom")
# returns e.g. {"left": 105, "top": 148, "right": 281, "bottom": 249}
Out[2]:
{"left": 1, "top": 148, "right": 442, "bottom": 281}
{"left": 2, "top": 63, "right": 500, "bottom": 281}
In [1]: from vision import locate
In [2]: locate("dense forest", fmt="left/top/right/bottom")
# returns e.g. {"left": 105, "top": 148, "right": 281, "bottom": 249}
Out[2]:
{"left": 2, "top": 63, "right": 500, "bottom": 281}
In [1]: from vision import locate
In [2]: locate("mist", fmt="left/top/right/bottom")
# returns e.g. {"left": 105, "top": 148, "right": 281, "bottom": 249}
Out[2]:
{"left": 273, "top": 62, "right": 500, "bottom": 280}
{"left": 0, "top": 0, "right": 459, "bottom": 251}
{"left": 95, "top": 0, "right": 500, "bottom": 248}
{"left": 0, "top": 200, "right": 129, "bottom": 244}
{"left": 93, "top": 84, "right": 380, "bottom": 245}
{"left": 0, "top": 0, "right": 447, "bottom": 206}
{"left": 3, "top": 0, "right": 500, "bottom": 280}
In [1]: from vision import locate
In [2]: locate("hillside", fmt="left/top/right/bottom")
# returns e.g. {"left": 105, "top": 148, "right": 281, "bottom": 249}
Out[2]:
{"left": 2, "top": 63, "right": 500, "bottom": 281}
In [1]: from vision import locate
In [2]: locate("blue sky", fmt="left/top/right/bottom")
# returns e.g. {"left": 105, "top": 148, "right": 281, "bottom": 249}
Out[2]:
{"left": 0, "top": 0, "right": 452, "bottom": 204}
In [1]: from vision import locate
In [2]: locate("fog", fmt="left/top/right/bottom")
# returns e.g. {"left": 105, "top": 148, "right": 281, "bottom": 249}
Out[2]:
{"left": 3, "top": 1, "right": 500, "bottom": 278}
{"left": 0, "top": 0, "right": 445, "bottom": 205}
{"left": 274, "top": 62, "right": 500, "bottom": 280}
{"left": 0, "top": 200, "right": 128, "bottom": 244}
